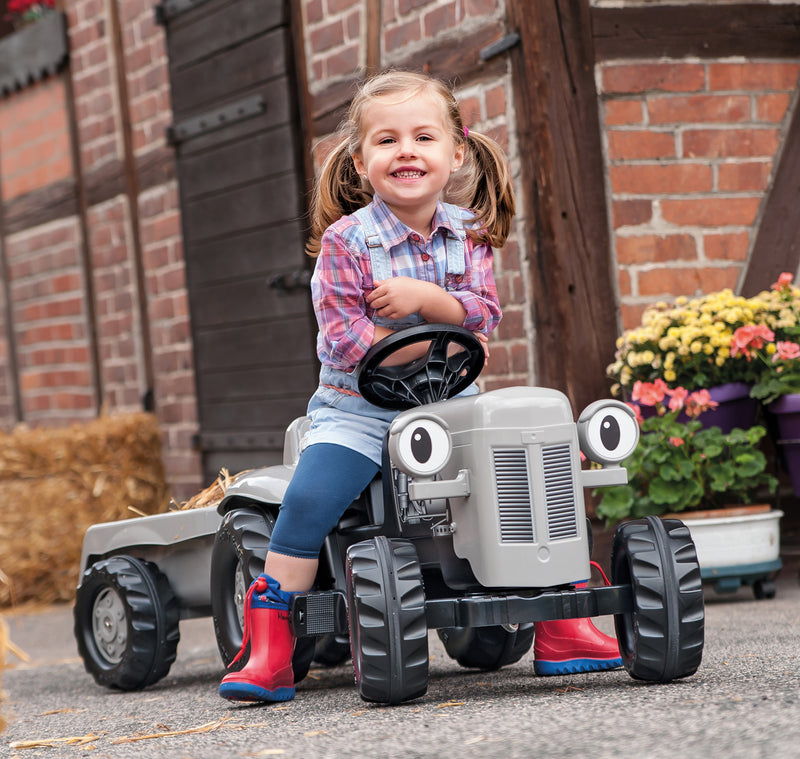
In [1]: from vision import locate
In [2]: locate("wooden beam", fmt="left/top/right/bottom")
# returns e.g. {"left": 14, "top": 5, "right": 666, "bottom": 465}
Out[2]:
{"left": 741, "top": 94, "right": 800, "bottom": 296}
{"left": 365, "top": 0, "right": 381, "bottom": 76}
{"left": 592, "top": 3, "right": 800, "bottom": 60}
{"left": 506, "top": 0, "right": 618, "bottom": 411}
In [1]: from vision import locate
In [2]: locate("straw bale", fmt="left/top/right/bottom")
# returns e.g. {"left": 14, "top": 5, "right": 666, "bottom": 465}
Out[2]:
{"left": 0, "top": 413, "right": 170, "bottom": 607}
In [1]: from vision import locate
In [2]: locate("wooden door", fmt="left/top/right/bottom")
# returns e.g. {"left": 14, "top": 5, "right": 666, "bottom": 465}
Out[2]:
{"left": 159, "top": 0, "right": 317, "bottom": 483}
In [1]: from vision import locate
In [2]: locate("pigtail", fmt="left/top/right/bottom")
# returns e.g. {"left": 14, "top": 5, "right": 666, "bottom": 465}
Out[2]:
{"left": 306, "top": 138, "right": 372, "bottom": 257}
{"left": 451, "top": 130, "right": 516, "bottom": 249}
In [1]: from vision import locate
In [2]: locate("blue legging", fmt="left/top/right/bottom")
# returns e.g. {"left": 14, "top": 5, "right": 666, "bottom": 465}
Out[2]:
{"left": 268, "top": 443, "right": 379, "bottom": 559}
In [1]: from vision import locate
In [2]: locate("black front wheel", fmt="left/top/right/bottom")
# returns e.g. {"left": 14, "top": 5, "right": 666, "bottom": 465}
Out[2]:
{"left": 347, "top": 537, "right": 428, "bottom": 704}
{"left": 74, "top": 555, "right": 180, "bottom": 690}
{"left": 612, "top": 516, "right": 704, "bottom": 682}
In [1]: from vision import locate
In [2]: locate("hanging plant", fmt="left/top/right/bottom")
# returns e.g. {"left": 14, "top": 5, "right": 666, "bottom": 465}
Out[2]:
{"left": 5, "top": 0, "right": 55, "bottom": 29}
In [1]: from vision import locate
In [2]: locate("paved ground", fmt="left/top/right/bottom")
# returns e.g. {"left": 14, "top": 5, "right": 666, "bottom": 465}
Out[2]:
{"left": 2, "top": 541, "right": 800, "bottom": 759}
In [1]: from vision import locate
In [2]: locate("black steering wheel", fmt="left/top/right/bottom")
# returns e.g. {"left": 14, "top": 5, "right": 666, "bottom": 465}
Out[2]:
{"left": 357, "top": 323, "right": 485, "bottom": 410}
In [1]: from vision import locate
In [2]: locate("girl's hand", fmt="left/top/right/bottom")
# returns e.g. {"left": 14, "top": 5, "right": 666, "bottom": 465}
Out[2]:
{"left": 475, "top": 331, "right": 490, "bottom": 362}
{"left": 367, "top": 277, "right": 433, "bottom": 320}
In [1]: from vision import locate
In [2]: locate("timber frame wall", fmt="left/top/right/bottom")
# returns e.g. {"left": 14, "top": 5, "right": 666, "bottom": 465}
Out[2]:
{"left": 0, "top": 0, "right": 797, "bottom": 499}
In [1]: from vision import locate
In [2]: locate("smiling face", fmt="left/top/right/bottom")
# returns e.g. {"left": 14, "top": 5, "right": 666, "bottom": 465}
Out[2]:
{"left": 351, "top": 88, "right": 465, "bottom": 235}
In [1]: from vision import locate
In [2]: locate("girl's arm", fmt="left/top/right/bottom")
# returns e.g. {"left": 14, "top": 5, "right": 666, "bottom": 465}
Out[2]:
{"left": 367, "top": 277, "right": 467, "bottom": 324}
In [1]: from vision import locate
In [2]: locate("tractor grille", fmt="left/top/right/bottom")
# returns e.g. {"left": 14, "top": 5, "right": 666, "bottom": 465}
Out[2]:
{"left": 494, "top": 448, "right": 535, "bottom": 542}
{"left": 542, "top": 444, "right": 579, "bottom": 540}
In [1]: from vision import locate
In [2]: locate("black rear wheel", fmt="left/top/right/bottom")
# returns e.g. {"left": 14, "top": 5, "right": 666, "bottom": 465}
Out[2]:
{"left": 612, "top": 516, "right": 704, "bottom": 682}
{"left": 347, "top": 537, "right": 428, "bottom": 704}
{"left": 437, "top": 624, "right": 534, "bottom": 670}
{"left": 74, "top": 555, "right": 180, "bottom": 690}
{"left": 210, "top": 507, "right": 314, "bottom": 682}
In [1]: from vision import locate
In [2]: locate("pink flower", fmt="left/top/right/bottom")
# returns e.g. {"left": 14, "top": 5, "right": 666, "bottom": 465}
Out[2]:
{"left": 631, "top": 379, "right": 667, "bottom": 407}
{"left": 669, "top": 437, "right": 684, "bottom": 447}
{"left": 665, "top": 386, "right": 689, "bottom": 412}
{"left": 625, "top": 401, "right": 644, "bottom": 425}
{"left": 772, "top": 272, "right": 794, "bottom": 291}
{"left": 731, "top": 324, "right": 775, "bottom": 358}
{"left": 773, "top": 341, "right": 800, "bottom": 363}
{"left": 684, "top": 389, "right": 719, "bottom": 418}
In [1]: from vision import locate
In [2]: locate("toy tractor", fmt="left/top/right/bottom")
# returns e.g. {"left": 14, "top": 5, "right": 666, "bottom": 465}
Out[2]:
{"left": 74, "top": 324, "right": 705, "bottom": 703}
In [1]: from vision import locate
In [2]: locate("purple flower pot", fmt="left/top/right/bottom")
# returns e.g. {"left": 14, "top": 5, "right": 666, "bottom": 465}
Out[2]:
{"left": 637, "top": 382, "right": 757, "bottom": 434}
{"left": 767, "top": 393, "right": 800, "bottom": 496}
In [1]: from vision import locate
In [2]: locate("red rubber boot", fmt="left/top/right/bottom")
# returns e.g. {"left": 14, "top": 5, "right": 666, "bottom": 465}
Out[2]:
{"left": 534, "top": 618, "right": 622, "bottom": 675}
{"left": 219, "top": 573, "right": 296, "bottom": 702}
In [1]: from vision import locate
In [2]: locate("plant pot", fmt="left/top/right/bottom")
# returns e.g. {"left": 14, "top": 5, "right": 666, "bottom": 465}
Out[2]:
{"left": 766, "top": 393, "right": 800, "bottom": 496}
{"left": 671, "top": 505, "right": 783, "bottom": 599}
{"left": 637, "top": 382, "right": 757, "bottom": 434}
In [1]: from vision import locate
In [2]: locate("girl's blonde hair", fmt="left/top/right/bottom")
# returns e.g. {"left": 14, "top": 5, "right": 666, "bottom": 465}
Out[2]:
{"left": 306, "top": 70, "right": 515, "bottom": 257}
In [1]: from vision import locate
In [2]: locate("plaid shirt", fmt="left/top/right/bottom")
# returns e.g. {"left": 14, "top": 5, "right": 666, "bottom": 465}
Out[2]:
{"left": 311, "top": 195, "right": 502, "bottom": 371}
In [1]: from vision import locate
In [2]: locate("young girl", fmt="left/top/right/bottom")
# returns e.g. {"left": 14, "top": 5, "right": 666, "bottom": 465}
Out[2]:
{"left": 219, "top": 71, "right": 619, "bottom": 704}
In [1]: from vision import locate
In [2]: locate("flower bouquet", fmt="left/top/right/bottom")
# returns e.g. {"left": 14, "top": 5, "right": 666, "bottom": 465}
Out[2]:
{"left": 595, "top": 381, "right": 777, "bottom": 526}
{"left": 607, "top": 290, "right": 766, "bottom": 396}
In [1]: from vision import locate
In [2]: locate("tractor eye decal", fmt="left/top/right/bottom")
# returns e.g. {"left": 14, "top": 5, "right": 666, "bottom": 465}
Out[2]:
{"left": 577, "top": 401, "right": 639, "bottom": 466}
{"left": 600, "top": 415, "right": 620, "bottom": 451}
{"left": 389, "top": 416, "right": 452, "bottom": 476}
{"left": 410, "top": 427, "right": 433, "bottom": 463}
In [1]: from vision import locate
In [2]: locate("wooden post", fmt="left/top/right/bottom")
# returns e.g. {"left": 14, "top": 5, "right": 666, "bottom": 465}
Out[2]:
{"left": 506, "top": 0, "right": 618, "bottom": 412}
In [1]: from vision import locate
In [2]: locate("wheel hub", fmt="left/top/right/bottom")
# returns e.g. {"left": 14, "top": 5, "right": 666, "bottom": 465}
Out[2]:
{"left": 92, "top": 587, "right": 127, "bottom": 664}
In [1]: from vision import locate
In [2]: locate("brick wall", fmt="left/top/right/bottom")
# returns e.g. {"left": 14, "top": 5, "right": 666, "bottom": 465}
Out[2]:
{"left": 0, "top": 4, "right": 202, "bottom": 502}
{"left": 599, "top": 59, "right": 800, "bottom": 331}
{"left": 0, "top": 77, "right": 72, "bottom": 200}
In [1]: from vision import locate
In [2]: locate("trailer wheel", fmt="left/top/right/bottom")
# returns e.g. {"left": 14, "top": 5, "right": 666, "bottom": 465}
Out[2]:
{"left": 347, "top": 537, "right": 428, "bottom": 704}
{"left": 210, "top": 507, "right": 314, "bottom": 682}
{"left": 74, "top": 555, "right": 180, "bottom": 690}
{"left": 612, "top": 516, "right": 705, "bottom": 682}
{"left": 437, "top": 623, "right": 534, "bottom": 670}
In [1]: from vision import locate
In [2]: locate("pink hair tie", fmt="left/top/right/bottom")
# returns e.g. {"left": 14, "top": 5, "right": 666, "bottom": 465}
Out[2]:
{"left": 463, "top": 126, "right": 469, "bottom": 138}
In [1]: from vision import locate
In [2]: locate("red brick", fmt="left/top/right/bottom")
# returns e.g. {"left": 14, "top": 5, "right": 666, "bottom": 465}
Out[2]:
{"left": 327, "top": 0, "right": 360, "bottom": 12}
{"left": 638, "top": 266, "right": 740, "bottom": 297}
{"left": 616, "top": 234, "right": 697, "bottom": 265}
{"left": 604, "top": 99, "right": 643, "bottom": 126}
{"left": 424, "top": 2, "right": 456, "bottom": 36}
{"left": 399, "top": 0, "right": 435, "bottom": 12}
{"left": 620, "top": 303, "right": 648, "bottom": 331}
{"left": 717, "top": 161, "right": 772, "bottom": 192}
{"left": 609, "top": 163, "right": 713, "bottom": 195}
{"left": 708, "top": 62, "right": 800, "bottom": 91}
{"left": 459, "top": 96, "right": 481, "bottom": 127}
{"left": 310, "top": 19, "right": 344, "bottom": 53}
{"left": 485, "top": 85, "right": 506, "bottom": 120}
{"left": 384, "top": 19, "right": 421, "bottom": 52}
{"left": 323, "top": 44, "right": 359, "bottom": 78}
{"left": 606, "top": 130, "right": 676, "bottom": 160}
{"left": 612, "top": 200, "right": 653, "bottom": 228}
{"left": 601, "top": 63, "right": 705, "bottom": 95}
{"left": 661, "top": 197, "right": 761, "bottom": 227}
{"left": 756, "top": 93, "right": 792, "bottom": 123}
{"left": 617, "top": 269, "right": 631, "bottom": 297}
{"left": 510, "top": 342, "right": 529, "bottom": 375}
{"left": 648, "top": 94, "right": 750, "bottom": 125}
{"left": 704, "top": 232, "right": 749, "bottom": 261}
{"left": 683, "top": 128, "right": 781, "bottom": 159}
{"left": 465, "top": 0, "right": 498, "bottom": 14}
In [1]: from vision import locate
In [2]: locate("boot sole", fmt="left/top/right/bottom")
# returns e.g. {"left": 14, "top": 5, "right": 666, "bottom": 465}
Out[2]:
{"left": 219, "top": 681, "right": 295, "bottom": 702}
{"left": 534, "top": 657, "right": 623, "bottom": 676}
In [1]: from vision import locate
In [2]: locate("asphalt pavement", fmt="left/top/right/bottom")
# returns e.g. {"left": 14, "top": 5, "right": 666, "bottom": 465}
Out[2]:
{"left": 3, "top": 545, "right": 800, "bottom": 759}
